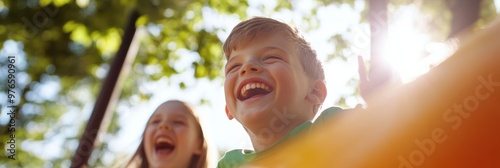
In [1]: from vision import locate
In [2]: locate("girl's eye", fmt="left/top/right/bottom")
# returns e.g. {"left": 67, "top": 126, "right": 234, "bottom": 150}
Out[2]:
{"left": 173, "top": 120, "right": 185, "bottom": 125}
{"left": 149, "top": 119, "right": 160, "bottom": 125}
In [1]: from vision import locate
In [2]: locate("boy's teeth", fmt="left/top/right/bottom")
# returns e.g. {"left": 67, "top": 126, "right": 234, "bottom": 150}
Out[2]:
{"left": 241, "top": 88, "right": 246, "bottom": 97}
{"left": 240, "top": 82, "right": 272, "bottom": 98}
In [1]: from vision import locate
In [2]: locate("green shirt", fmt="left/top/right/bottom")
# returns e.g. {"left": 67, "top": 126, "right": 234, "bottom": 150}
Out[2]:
{"left": 217, "top": 106, "right": 344, "bottom": 168}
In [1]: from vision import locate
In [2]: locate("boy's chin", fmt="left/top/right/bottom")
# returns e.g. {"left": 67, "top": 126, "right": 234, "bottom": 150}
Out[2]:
{"left": 237, "top": 107, "right": 274, "bottom": 124}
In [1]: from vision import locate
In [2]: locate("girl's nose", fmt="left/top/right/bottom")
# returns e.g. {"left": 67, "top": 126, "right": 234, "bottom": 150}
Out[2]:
{"left": 158, "top": 122, "right": 170, "bottom": 130}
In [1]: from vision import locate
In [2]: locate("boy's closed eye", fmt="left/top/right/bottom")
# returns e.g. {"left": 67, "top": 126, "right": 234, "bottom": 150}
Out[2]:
{"left": 263, "top": 55, "right": 283, "bottom": 62}
{"left": 260, "top": 47, "right": 288, "bottom": 63}
{"left": 226, "top": 63, "right": 242, "bottom": 74}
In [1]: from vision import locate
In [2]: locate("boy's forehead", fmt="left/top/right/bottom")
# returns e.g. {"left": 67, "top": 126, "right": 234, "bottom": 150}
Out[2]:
{"left": 227, "top": 33, "right": 295, "bottom": 59}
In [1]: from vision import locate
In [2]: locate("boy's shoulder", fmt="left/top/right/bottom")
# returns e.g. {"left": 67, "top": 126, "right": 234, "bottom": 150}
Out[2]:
{"left": 314, "top": 106, "right": 345, "bottom": 124}
{"left": 217, "top": 149, "right": 255, "bottom": 168}
{"left": 217, "top": 106, "right": 350, "bottom": 168}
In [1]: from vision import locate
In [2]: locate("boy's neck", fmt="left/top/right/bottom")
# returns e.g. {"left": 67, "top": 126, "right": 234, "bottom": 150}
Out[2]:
{"left": 246, "top": 118, "right": 309, "bottom": 152}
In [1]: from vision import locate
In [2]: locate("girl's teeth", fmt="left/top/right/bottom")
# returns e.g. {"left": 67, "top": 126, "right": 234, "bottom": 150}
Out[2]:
{"left": 157, "top": 137, "right": 168, "bottom": 143}
{"left": 251, "top": 83, "right": 256, "bottom": 89}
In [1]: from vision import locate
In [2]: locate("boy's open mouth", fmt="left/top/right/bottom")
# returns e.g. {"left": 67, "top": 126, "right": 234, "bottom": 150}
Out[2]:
{"left": 237, "top": 82, "right": 274, "bottom": 101}
{"left": 155, "top": 137, "right": 175, "bottom": 155}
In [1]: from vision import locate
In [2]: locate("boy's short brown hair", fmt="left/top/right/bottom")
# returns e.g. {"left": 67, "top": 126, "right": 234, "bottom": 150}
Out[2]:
{"left": 223, "top": 17, "right": 325, "bottom": 81}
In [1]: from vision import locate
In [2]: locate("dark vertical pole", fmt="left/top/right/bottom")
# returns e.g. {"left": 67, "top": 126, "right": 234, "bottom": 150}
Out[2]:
{"left": 362, "top": 0, "right": 396, "bottom": 100}
{"left": 70, "top": 10, "right": 139, "bottom": 168}
{"left": 448, "top": 0, "right": 481, "bottom": 38}
{"left": 368, "top": 0, "right": 388, "bottom": 65}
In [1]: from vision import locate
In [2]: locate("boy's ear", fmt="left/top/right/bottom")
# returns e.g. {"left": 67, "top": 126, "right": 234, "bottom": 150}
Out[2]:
{"left": 306, "top": 80, "right": 327, "bottom": 105}
{"left": 225, "top": 106, "right": 234, "bottom": 120}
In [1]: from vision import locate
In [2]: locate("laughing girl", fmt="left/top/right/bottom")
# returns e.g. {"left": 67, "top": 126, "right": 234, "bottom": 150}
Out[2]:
{"left": 127, "top": 100, "right": 208, "bottom": 168}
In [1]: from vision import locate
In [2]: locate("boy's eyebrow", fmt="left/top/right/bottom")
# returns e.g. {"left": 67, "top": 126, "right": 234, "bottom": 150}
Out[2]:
{"left": 226, "top": 56, "right": 236, "bottom": 68}
{"left": 225, "top": 45, "right": 288, "bottom": 67}
{"left": 260, "top": 46, "right": 287, "bottom": 53}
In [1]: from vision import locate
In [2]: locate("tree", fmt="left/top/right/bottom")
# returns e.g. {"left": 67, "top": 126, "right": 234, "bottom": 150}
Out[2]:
{"left": 0, "top": 0, "right": 497, "bottom": 167}
{"left": 0, "top": 0, "right": 248, "bottom": 166}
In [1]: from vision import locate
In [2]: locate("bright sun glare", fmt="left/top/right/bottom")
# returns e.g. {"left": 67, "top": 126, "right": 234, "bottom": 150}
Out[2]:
{"left": 383, "top": 6, "right": 429, "bottom": 83}
{"left": 382, "top": 6, "right": 453, "bottom": 83}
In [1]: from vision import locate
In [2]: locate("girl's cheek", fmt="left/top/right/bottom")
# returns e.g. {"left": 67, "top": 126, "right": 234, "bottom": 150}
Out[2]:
{"left": 144, "top": 126, "right": 156, "bottom": 137}
{"left": 175, "top": 126, "right": 191, "bottom": 139}
{"left": 173, "top": 125, "right": 187, "bottom": 132}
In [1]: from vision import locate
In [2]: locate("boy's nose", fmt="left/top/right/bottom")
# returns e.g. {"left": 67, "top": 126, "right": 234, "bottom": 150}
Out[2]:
{"left": 240, "top": 61, "right": 260, "bottom": 76}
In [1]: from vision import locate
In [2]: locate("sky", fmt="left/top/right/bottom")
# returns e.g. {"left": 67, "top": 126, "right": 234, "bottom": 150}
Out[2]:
{"left": 1, "top": 0, "right": 499, "bottom": 167}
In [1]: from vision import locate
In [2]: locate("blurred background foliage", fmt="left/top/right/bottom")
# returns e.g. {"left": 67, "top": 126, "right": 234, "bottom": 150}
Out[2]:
{"left": 0, "top": 0, "right": 497, "bottom": 167}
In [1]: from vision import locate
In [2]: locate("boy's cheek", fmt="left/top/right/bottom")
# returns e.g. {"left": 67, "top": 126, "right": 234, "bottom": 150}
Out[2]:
{"left": 224, "top": 73, "right": 236, "bottom": 83}
{"left": 224, "top": 79, "right": 237, "bottom": 97}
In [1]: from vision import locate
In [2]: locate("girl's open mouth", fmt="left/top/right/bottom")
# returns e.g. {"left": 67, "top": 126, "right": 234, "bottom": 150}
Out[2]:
{"left": 155, "top": 137, "right": 175, "bottom": 156}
